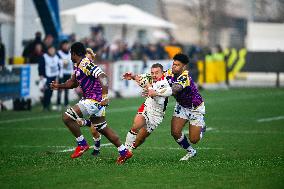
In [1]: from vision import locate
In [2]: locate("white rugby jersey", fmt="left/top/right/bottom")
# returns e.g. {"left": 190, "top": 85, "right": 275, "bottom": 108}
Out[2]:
{"left": 57, "top": 50, "right": 73, "bottom": 75}
{"left": 144, "top": 75, "right": 172, "bottom": 114}
{"left": 43, "top": 53, "right": 61, "bottom": 78}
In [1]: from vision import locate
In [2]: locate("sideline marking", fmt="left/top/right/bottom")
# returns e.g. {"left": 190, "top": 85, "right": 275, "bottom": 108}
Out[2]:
{"left": 257, "top": 116, "right": 284, "bottom": 123}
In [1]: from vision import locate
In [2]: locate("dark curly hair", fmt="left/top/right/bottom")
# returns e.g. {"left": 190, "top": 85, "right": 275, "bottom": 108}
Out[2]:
{"left": 173, "top": 53, "right": 189, "bottom": 64}
{"left": 70, "top": 42, "right": 86, "bottom": 57}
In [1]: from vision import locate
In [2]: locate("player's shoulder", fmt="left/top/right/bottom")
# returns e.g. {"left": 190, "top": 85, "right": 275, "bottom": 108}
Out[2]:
{"left": 177, "top": 70, "right": 189, "bottom": 80}
{"left": 164, "top": 69, "right": 173, "bottom": 77}
{"left": 79, "top": 57, "right": 92, "bottom": 67}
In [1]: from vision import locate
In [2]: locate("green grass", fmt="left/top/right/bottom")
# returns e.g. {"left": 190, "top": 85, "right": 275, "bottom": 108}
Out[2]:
{"left": 0, "top": 88, "right": 284, "bottom": 189}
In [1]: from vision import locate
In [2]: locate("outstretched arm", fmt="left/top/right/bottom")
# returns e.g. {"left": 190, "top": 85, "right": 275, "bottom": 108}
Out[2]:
{"left": 122, "top": 72, "right": 138, "bottom": 80}
{"left": 50, "top": 74, "right": 79, "bottom": 90}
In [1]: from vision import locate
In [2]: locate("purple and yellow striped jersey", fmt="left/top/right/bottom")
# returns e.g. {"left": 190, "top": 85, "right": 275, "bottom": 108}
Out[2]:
{"left": 165, "top": 69, "right": 203, "bottom": 108}
{"left": 74, "top": 57, "right": 104, "bottom": 101}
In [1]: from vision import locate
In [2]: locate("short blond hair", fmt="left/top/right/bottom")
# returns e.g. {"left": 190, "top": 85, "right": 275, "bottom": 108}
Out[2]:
{"left": 86, "top": 48, "right": 96, "bottom": 61}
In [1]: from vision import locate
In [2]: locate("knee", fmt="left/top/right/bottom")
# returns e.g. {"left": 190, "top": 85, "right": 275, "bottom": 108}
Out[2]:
{"left": 189, "top": 136, "right": 200, "bottom": 144}
{"left": 62, "top": 113, "right": 71, "bottom": 124}
{"left": 171, "top": 129, "right": 181, "bottom": 140}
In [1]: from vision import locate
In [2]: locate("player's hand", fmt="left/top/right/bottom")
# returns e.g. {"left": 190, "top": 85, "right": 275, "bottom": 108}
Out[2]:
{"left": 147, "top": 88, "right": 157, "bottom": 97}
{"left": 100, "top": 98, "right": 109, "bottom": 106}
{"left": 50, "top": 81, "right": 59, "bottom": 90}
{"left": 134, "top": 75, "right": 141, "bottom": 83}
{"left": 122, "top": 72, "right": 133, "bottom": 80}
{"left": 141, "top": 89, "right": 149, "bottom": 97}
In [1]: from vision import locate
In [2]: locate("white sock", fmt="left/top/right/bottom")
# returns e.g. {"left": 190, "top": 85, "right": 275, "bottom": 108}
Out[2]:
{"left": 125, "top": 131, "right": 137, "bottom": 148}
{"left": 117, "top": 144, "right": 126, "bottom": 152}
{"left": 76, "top": 135, "right": 84, "bottom": 142}
{"left": 93, "top": 135, "right": 101, "bottom": 142}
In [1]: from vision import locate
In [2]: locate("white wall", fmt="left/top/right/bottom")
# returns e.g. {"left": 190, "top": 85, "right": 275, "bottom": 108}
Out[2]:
{"left": 1, "top": 23, "right": 14, "bottom": 61}
{"left": 246, "top": 22, "right": 284, "bottom": 51}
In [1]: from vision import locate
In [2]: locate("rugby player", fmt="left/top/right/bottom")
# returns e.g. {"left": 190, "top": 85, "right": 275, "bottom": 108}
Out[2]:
{"left": 122, "top": 63, "right": 172, "bottom": 151}
{"left": 50, "top": 42, "right": 132, "bottom": 164}
{"left": 165, "top": 53, "right": 206, "bottom": 161}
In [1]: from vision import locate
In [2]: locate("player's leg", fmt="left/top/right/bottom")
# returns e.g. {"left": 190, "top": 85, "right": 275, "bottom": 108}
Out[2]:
{"left": 62, "top": 104, "right": 89, "bottom": 158}
{"left": 75, "top": 117, "right": 101, "bottom": 156}
{"left": 90, "top": 116, "right": 132, "bottom": 164}
{"left": 172, "top": 103, "right": 196, "bottom": 160}
{"left": 43, "top": 77, "right": 55, "bottom": 111}
{"left": 125, "top": 114, "right": 146, "bottom": 149}
{"left": 172, "top": 116, "right": 197, "bottom": 160}
{"left": 134, "top": 127, "right": 151, "bottom": 148}
{"left": 133, "top": 111, "right": 162, "bottom": 149}
{"left": 90, "top": 125, "right": 101, "bottom": 156}
{"left": 188, "top": 125, "right": 202, "bottom": 144}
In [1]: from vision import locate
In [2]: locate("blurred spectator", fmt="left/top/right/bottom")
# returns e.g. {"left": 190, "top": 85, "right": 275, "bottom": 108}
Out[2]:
{"left": 29, "top": 43, "right": 44, "bottom": 64}
{"left": 56, "top": 40, "right": 72, "bottom": 109}
{"left": 69, "top": 33, "right": 76, "bottom": 43}
{"left": 0, "top": 37, "right": 5, "bottom": 69}
{"left": 43, "top": 34, "right": 54, "bottom": 50}
{"left": 188, "top": 45, "right": 201, "bottom": 82}
{"left": 38, "top": 46, "right": 61, "bottom": 111}
{"left": 131, "top": 41, "right": 144, "bottom": 60}
{"left": 112, "top": 41, "right": 131, "bottom": 61}
{"left": 22, "top": 31, "right": 45, "bottom": 62}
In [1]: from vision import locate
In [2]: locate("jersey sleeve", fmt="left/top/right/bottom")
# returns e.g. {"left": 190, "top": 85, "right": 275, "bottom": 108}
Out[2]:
{"left": 174, "top": 71, "right": 190, "bottom": 89}
{"left": 79, "top": 58, "right": 104, "bottom": 78}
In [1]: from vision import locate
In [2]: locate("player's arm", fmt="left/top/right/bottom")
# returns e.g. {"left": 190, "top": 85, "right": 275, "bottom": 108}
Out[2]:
{"left": 98, "top": 73, "right": 109, "bottom": 106}
{"left": 171, "top": 83, "right": 183, "bottom": 96}
{"left": 50, "top": 74, "right": 78, "bottom": 90}
{"left": 148, "top": 82, "right": 172, "bottom": 97}
{"left": 171, "top": 74, "right": 188, "bottom": 96}
{"left": 123, "top": 72, "right": 135, "bottom": 80}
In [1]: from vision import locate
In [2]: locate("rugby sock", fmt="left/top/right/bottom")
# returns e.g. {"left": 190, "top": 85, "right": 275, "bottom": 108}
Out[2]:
{"left": 176, "top": 133, "right": 193, "bottom": 152}
{"left": 84, "top": 119, "right": 92, "bottom": 127}
{"left": 93, "top": 135, "right": 101, "bottom": 151}
{"left": 118, "top": 144, "right": 127, "bottom": 156}
{"left": 76, "top": 135, "right": 87, "bottom": 146}
{"left": 125, "top": 129, "right": 137, "bottom": 148}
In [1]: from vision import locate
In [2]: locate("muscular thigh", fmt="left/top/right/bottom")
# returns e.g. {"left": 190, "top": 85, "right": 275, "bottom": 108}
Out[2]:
{"left": 132, "top": 114, "right": 146, "bottom": 130}
{"left": 189, "top": 124, "right": 202, "bottom": 142}
{"left": 171, "top": 116, "right": 188, "bottom": 133}
{"left": 90, "top": 116, "right": 106, "bottom": 124}
{"left": 64, "top": 104, "right": 83, "bottom": 121}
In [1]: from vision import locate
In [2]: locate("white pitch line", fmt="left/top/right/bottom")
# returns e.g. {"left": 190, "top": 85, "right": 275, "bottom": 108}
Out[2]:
{"left": 0, "top": 115, "right": 59, "bottom": 124}
{"left": 257, "top": 116, "right": 284, "bottom": 123}
{"left": 0, "top": 103, "right": 175, "bottom": 125}
{"left": 183, "top": 127, "right": 214, "bottom": 134}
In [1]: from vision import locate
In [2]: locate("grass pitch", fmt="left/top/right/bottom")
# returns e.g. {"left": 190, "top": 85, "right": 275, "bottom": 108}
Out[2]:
{"left": 0, "top": 88, "right": 283, "bottom": 189}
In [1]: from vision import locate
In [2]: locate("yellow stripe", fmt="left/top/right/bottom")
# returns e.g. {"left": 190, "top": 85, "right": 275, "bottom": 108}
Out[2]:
{"left": 230, "top": 48, "right": 247, "bottom": 80}
{"left": 228, "top": 48, "right": 237, "bottom": 68}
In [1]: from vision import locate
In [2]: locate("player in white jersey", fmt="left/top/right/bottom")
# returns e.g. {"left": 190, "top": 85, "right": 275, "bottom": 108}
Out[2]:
{"left": 123, "top": 63, "right": 172, "bottom": 151}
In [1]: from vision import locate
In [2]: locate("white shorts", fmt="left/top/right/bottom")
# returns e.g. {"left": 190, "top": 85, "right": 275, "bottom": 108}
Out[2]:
{"left": 137, "top": 103, "right": 164, "bottom": 133}
{"left": 173, "top": 102, "right": 205, "bottom": 128}
{"left": 77, "top": 99, "right": 105, "bottom": 118}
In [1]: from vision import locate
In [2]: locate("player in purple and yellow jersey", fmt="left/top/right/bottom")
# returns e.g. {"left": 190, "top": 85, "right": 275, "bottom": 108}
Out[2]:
{"left": 50, "top": 42, "right": 132, "bottom": 164}
{"left": 75, "top": 48, "right": 101, "bottom": 156}
{"left": 162, "top": 53, "right": 206, "bottom": 161}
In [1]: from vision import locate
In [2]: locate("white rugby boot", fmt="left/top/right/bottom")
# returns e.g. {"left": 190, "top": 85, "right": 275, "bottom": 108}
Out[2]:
{"left": 179, "top": 148, "right": 197, "bottom": 161}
